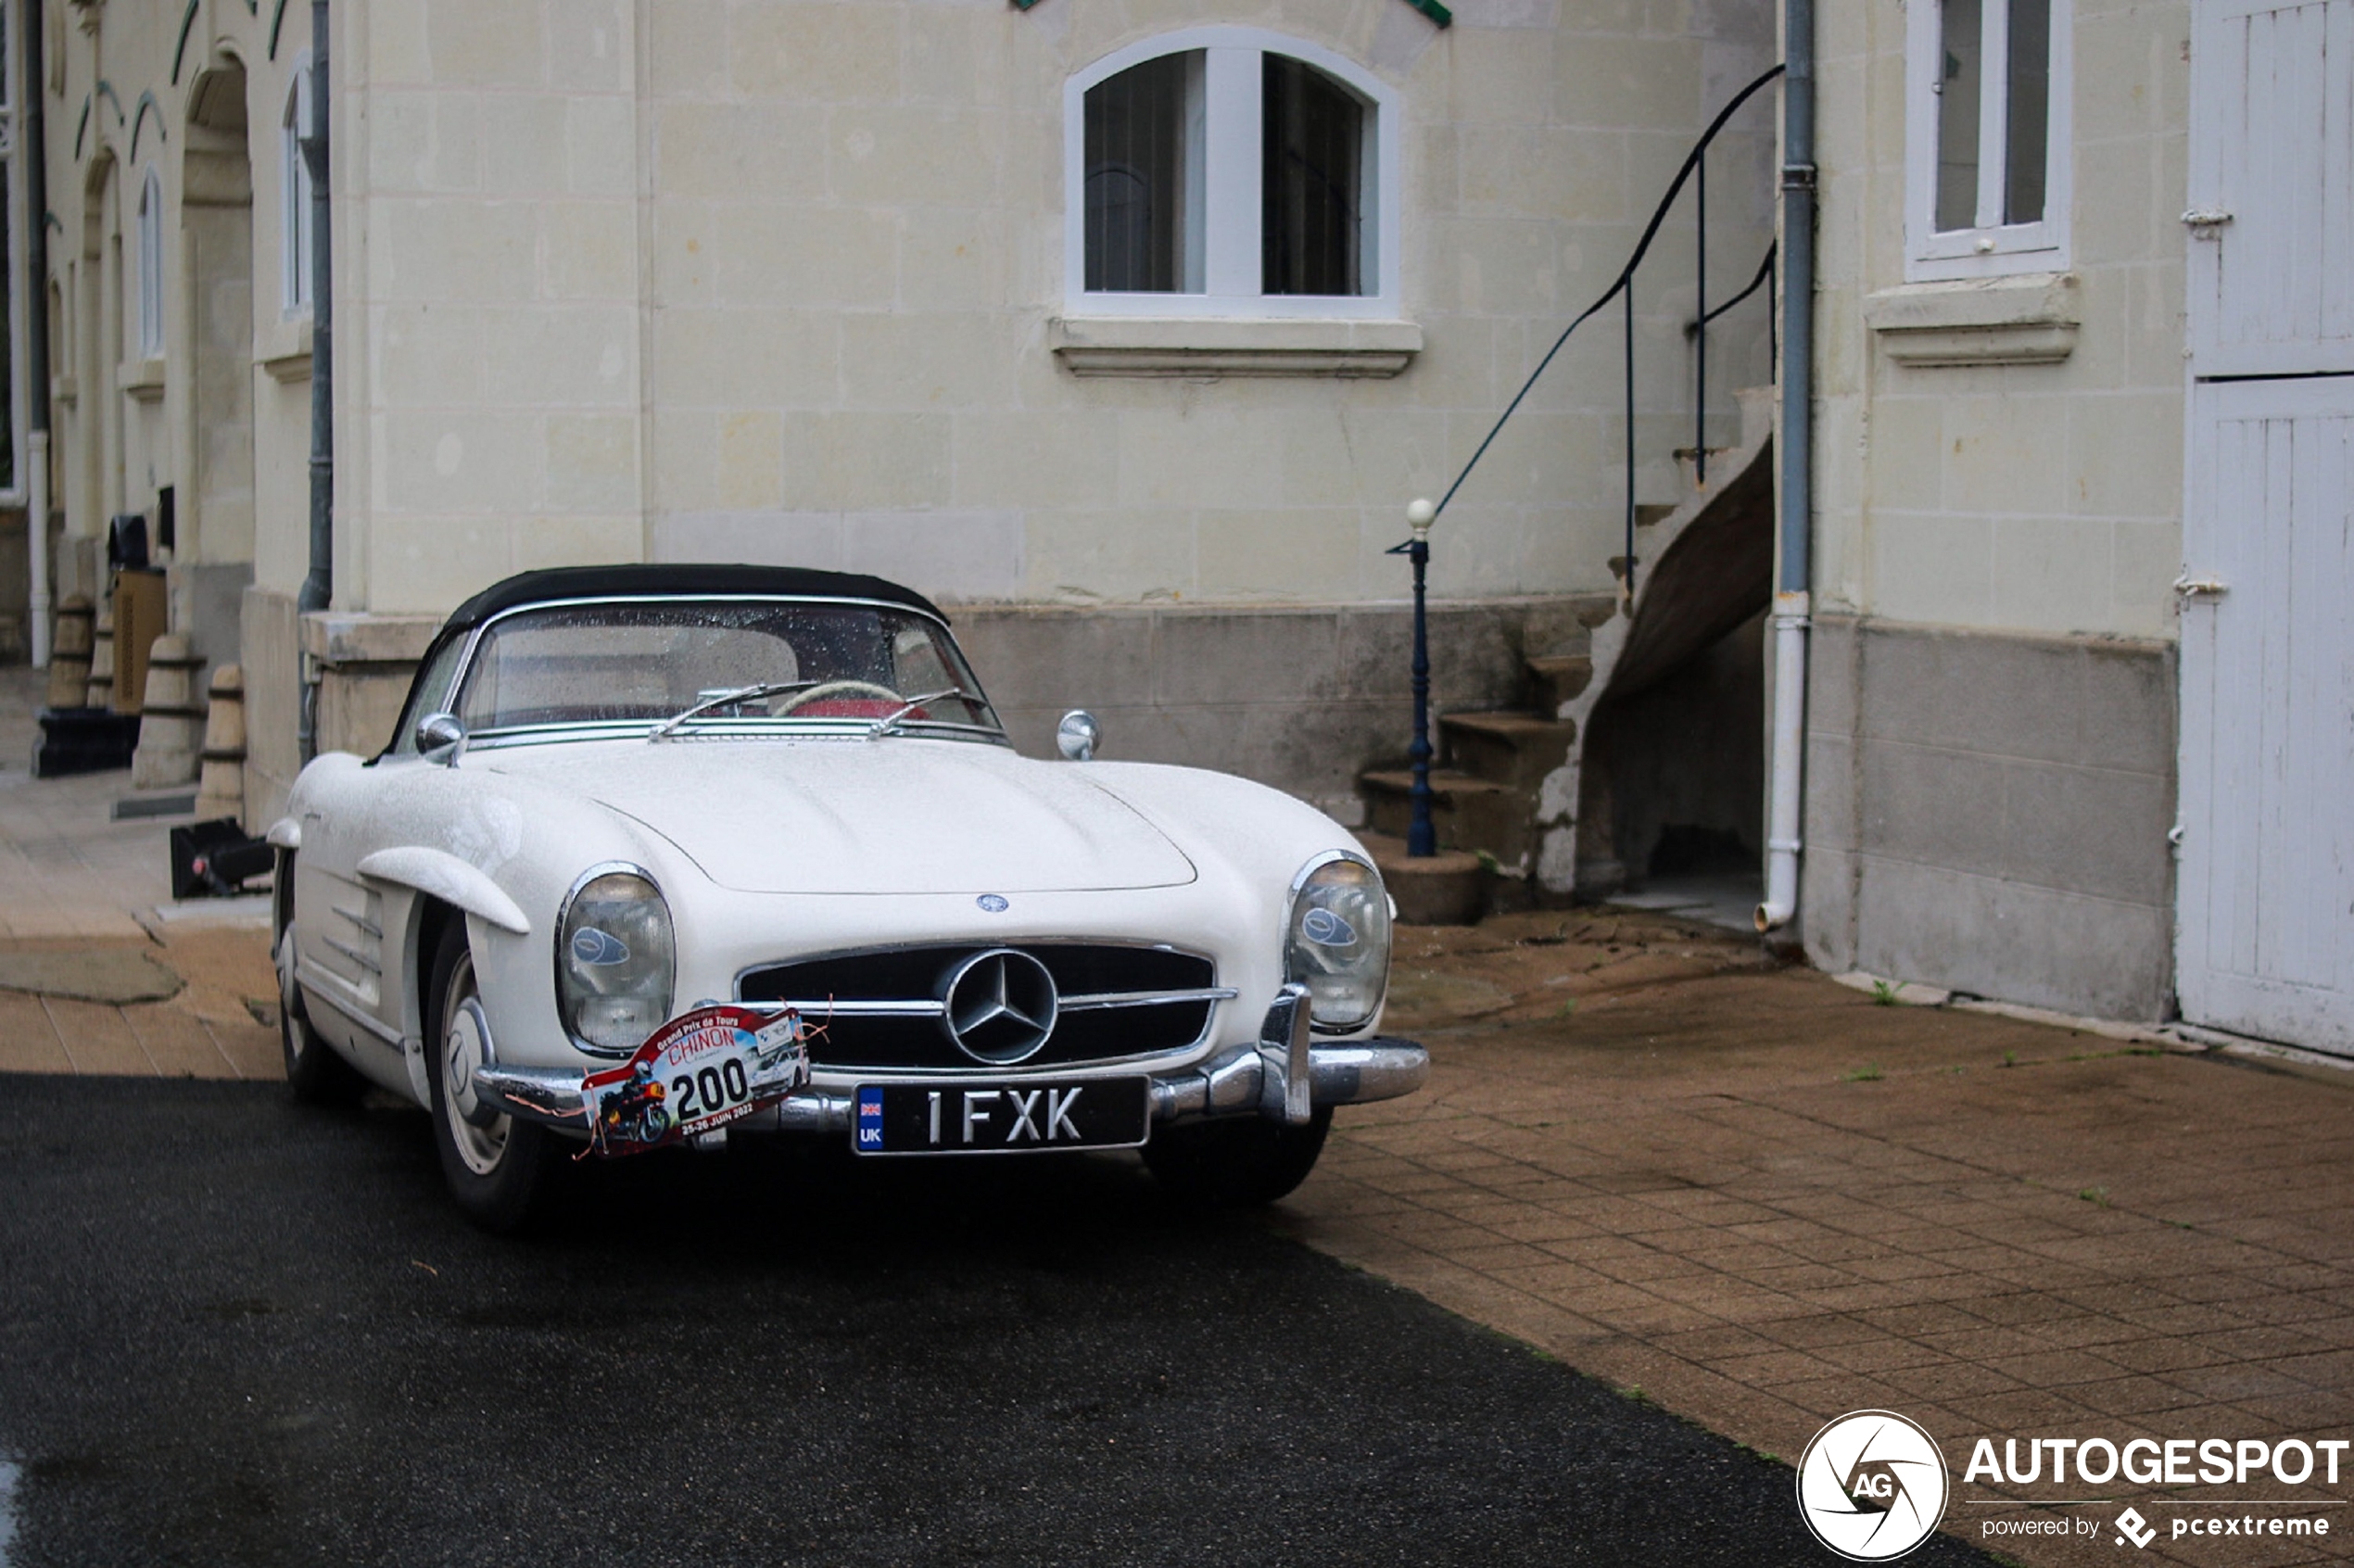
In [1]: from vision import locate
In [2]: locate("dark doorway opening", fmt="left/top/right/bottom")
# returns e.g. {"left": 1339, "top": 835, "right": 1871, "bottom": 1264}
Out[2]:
{"left": 1578, "top": 609, "right": 1766, "bottom": 930}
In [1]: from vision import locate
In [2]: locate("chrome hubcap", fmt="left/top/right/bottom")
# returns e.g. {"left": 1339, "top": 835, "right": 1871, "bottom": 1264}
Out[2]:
{"left": 440, "top": 957, "right": 511, "bottom": 1177}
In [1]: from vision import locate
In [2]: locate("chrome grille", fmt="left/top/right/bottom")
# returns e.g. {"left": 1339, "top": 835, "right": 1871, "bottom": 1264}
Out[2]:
{"left": 737, "top": 942, "right": 1230, "bottom": 1070}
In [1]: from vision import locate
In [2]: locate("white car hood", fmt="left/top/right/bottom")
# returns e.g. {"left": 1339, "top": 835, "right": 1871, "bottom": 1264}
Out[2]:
{"left": 482, "top": 739, "right": 1197, "bottom": 895}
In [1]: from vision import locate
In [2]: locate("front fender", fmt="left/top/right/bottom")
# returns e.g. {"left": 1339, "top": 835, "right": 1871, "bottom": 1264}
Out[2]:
{"left": 357, "top": 846, "right": 533, "bottom": 936}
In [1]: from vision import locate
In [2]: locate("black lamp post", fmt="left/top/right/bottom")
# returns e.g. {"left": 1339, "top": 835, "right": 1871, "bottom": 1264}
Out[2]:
{"left": 1399, "top": 499, "right": 1438, "bottom": 857}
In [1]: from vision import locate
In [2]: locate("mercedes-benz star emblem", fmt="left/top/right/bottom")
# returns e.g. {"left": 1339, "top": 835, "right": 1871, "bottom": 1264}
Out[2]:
{"left": 940, "top": 948, "right": 1058, "bottom": 1065}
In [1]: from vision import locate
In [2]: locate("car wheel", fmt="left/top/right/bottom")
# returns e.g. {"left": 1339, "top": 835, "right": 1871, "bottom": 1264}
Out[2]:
{"left": 1141, "top": 1106, "right": 1334, "bottom": 1207}
{"left": 276, "top": 923, "right": 364, "bottom": 1106}
{"left": 426, "top": 919, "right": 559, "bottom": 1233}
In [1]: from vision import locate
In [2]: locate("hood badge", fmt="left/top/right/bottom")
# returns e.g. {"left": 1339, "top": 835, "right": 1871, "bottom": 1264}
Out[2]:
{"left": 976, "top": 894, "right": 1009, "bottom": 913}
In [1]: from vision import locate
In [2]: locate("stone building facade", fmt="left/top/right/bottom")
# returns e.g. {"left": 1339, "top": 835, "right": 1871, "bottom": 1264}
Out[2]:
{"left": 28, "top": 0, "right": 2348, "bottom": 1048}
{"left": 1800, "top": 0, "right": 2195, "bottom": 1022}
{"left": 37, "top": 0, "right": 1778, "bottom": 841}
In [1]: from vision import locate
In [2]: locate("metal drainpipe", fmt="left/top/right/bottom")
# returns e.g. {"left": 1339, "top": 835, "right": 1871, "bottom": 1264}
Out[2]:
{"left": 1755, "top": 0, "right": 1815, "bottom": 933}
{"left": 297, "top": 0, "right": 332, "bottom": 761}
{"left": 24, "top": 0, "right": 50, "bottom": 668}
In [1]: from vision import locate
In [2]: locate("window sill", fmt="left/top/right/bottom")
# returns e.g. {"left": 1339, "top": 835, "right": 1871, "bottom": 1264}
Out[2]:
{"left": 259, "top": 317, "right": 314, "bottom": 383}
{"left": 1865, "top": 272, "right": 2079, "bottom": 367}
{"left": 118, "top": 358, "right": 167, "bottom": 399}
{"left": 1047, "top": 316, "right": 1422, "bottom": 378}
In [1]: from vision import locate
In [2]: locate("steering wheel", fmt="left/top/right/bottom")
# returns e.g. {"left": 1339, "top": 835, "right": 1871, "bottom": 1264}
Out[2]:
{"left": 771, "top": 679, "right": 905, "bottom": 714}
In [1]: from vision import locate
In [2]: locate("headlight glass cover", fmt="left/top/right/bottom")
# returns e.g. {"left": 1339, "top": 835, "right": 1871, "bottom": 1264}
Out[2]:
{"left": 1285, "top": 854, "right": 1390, "bottom": 1032}
{"left": 558, "top": 870, "right": 676, "bottom": 1053}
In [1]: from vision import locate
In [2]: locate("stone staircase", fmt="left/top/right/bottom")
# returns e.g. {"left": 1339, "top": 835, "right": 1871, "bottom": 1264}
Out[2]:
{"left": 1357, "top": 638, "right": 1597, "bottom": 876}
{"left": 1358, "top": 386, "right": 1778, "bottom": 919}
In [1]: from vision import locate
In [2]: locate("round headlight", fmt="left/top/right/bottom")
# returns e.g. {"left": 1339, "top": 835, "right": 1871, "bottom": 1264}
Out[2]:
{"left": 557, "top": 868, "right": 676, "bottom": 1053}
{"left": 1285, "top": 854, "right": 1391, "bottom": 1033}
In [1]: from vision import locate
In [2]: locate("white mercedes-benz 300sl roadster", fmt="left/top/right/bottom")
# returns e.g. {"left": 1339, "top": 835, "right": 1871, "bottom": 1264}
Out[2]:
{"left": 271, "top": 565, "right": 1428, "bottom": 1230}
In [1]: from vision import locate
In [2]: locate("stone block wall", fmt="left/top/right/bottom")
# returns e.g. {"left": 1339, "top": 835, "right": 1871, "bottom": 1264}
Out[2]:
{"left": 1810, "top": 0, "right": 2191, "bottom": 643}
{"left": 241, "top": 588, "right": 302, "bottom": 832}
{"left": 332, "top": 0, "right": 1777, "bottom": 619}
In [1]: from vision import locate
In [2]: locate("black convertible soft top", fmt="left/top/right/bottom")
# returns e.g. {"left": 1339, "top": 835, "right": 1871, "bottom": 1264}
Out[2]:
{"left": 439, "top": 563, "right": 947, "bottom": 634}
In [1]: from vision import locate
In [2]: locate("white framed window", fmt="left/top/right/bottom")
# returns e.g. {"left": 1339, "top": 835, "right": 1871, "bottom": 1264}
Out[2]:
{"left": 135, "top": 166, "right": 163, "bottom": 359}
{"left": 1904, "top": 0, "right": 2070, "bottom": 281}
{"left": 283, "top": 53, "right": 314, "bottom": 316}
{"left": 1064, "top": 27, "right": 1401, "bottom": 318}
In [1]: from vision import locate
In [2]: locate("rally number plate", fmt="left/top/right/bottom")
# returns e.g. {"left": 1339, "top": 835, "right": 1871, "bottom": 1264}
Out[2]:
{"left": 582, "top": 1005, "right": 811, "bottom": 1158}
{"left": 852, "top": 1078, "right": 1150, "bottom": 1156}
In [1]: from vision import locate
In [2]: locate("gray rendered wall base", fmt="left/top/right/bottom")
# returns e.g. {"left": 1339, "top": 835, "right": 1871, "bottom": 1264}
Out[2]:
{"left": 1800, "top": 615, "right": 2177, "bottom": 1022}
{"left": 952, "top": 598, "right": 1589, "bottom": 821}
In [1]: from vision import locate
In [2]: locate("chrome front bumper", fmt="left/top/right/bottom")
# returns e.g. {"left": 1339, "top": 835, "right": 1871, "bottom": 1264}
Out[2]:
{"left": 469, "top": 983, "right": 1429, "bottom": 1135}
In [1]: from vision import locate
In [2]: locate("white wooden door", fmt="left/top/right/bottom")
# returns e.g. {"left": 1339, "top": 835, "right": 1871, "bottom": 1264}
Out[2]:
{"left": 2187, "top": 0, "right": 2354, "bottom": 377}
{"left": 2181, "top": 0, "right": 2354, "bottom": 1050}
{"left": 2178, "top": 380, "right": 2354, "bottom": 1052}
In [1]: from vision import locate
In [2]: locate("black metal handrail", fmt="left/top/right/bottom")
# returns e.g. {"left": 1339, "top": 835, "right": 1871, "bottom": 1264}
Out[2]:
{"left": 1394, "top": 63, "right": 1785, "bottom": 862}
{"left": 1425, "top": 61, "right": 1785, "bottom": 599}
{"left": 1691, "top": 243, "right": 1778, "bottom": 341}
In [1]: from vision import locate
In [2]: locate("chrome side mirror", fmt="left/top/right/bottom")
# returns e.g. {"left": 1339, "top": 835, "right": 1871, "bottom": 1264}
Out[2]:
{"left": 416, "top": 711, "right": 468, "bottom": 765}
{"left": 1056, "top": 709, "right": 1100, "bottom": 762}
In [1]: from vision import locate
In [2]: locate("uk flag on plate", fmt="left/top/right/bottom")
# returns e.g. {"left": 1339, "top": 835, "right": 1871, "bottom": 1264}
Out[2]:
{"left": 855, "top": 1086, "right": 885, "bottom": 1150}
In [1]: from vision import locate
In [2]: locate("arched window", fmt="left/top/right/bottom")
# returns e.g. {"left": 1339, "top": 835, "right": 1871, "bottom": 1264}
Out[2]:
{"left": 1066, "top": 29, "right": 1398, "bottom": 317}
{"left": 136, "top": 168, "right": 164, "bottom": 359}
{"left": 283, "top": 55, "right": 315, "bottom": 314}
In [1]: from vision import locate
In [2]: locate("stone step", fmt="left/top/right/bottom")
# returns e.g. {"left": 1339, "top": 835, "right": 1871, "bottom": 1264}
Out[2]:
{"left": 1525, "top": 653, "right": 1593, "bottom": 714}
{"left": 1438, "top": 710, "right": 1577, "bottom": 791}
{"left": 1360, "top": 768, "right": 1532, "bottom": 872}
{"left": 1671, "top": 447, "right": 1738, "bottom": 491}
{"left": 1354, "top": 830, "right": 1485, "bottom": 926}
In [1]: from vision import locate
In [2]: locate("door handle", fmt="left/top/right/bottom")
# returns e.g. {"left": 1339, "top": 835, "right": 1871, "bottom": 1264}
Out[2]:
{"left": 2172, "top": 575, "right": 2230, "bottom": 599}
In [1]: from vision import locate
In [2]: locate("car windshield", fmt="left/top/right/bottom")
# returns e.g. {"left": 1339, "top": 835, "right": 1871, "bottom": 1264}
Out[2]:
{"left": 449, "top": 600, "right": 1002, "bottom": 741}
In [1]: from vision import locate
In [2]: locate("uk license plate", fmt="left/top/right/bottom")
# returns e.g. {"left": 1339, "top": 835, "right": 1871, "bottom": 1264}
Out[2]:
{"left": 851, "top": 1078, "right": 1150, "bottom": 1156}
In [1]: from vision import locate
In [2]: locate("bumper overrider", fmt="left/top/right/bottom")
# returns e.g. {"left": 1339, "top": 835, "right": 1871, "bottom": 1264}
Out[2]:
{"left": 469, "top": 982, "right": 1429, "bottom": 1136}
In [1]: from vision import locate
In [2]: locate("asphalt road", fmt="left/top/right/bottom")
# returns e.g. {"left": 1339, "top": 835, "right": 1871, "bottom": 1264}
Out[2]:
{"left": 0, "top": 1076, "right": 1998, "bottom": 1566}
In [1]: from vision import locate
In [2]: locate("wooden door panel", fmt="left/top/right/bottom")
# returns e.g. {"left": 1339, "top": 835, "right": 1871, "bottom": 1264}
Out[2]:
{"left": 2189, "top": 0, "right": 2354, "bottom": 375}
{"left": 2178, "top": 378, "right": 2354, "bottom": 1051}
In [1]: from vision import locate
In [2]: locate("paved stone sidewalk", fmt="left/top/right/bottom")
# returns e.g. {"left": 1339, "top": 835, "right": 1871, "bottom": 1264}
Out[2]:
{"left": 1285, "top": 909, "right": 2354, "bottom": 1567}
{"left": 0, "top": 669, "right": 184, "bottom": 943}
{"left": 0, "top": 667, "right": 282, "bottom": 1079}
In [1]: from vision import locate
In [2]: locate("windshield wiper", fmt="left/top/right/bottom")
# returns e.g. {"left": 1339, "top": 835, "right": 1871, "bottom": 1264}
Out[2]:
{"left": 865, "top": 689, "right": 981, "bottom": 740}
{"left": 649, "top": 681, "right": 821, "bottom": 740}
